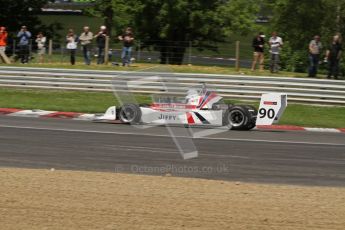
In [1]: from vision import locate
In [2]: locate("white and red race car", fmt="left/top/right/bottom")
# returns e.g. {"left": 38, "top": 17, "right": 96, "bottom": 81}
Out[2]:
{"left": 96, "top": 84, "right": 287, "bottom": 130}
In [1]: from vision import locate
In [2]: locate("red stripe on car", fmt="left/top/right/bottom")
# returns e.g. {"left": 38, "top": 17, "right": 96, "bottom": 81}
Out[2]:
{"left": 263, "top": 101, "right": 277, "bottom": 105}
{"left": 199, "top": 93, "right": 217, "bottom": 109}
{"left": 186, "top": 112, "right": 195, "bottom": 124}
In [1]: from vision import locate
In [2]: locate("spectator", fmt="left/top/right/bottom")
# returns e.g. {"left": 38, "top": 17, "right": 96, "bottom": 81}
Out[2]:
{"left": 325, "top": 35, "right": 342, "bottom": 79}
{"left": 118, "top": 27, "right": 135, "bottom": 66}
{"left": 308, "top": 35, "right": 322, "bottom": 77}
{"left": 79, "top": 26, "right": 93, "bottom": 65}
{"left": 94, "top": 25, "right": 107, "bottom": 64}
{"left": 269, "top": 32, "right": 283, "bottom": 73}
{"left": 17, "top": 26, "right": 32, "bottom": 64}
{"left": 251, "top": 32, "right": 265, "bottom": 71}
{"left": 66, "top": 29, "right": 78, "bottom": 65}
{"left": 35, "top": 32, "right": 46, "bottom": 64}
{"left": 0, "top": 26, "right": 8, "bottom": 53}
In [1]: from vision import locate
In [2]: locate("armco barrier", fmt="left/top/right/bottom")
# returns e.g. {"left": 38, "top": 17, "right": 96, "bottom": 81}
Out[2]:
{"left": 0, "top": 66, "right": 344, "bottom": 105}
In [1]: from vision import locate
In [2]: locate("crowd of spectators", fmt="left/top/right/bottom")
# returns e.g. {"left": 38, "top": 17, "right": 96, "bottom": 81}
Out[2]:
{"left": 63, "top": 25, "right": 135, "bottom": 66}
{"left": 0, "top": 24, "right": 344, "bottom": 79}
{"left": 251, "top": 31, "right": 343, "bottom": 79}
{"left": 0, "top": 25, "right": 135, "bottom": 66}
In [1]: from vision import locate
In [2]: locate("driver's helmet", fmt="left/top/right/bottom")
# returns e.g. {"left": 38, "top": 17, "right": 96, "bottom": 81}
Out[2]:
{"left": 185, "top": 88, "right": 200, "bottom": 104}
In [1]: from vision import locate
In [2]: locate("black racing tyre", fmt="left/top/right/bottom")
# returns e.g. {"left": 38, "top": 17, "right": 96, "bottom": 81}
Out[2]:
{"left": 245, "top": 121, "right": 256, "bottom": 130}
{"left": 119, "top": 104, "right": 142, "bottom": 124}
{"left": 224, "top": 105, "right": 250, "bottom": 130}
{"left": 242, "top": 105, "right": 258, "bottom": 130}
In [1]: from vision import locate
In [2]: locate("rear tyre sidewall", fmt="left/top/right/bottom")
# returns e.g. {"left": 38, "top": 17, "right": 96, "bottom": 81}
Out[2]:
{"left": 224, "top": 106, "right": 250, "bottom": 130}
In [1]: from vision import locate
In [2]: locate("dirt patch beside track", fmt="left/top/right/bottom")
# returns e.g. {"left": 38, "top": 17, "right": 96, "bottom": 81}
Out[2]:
{"left": 1, "top": 168, "right": 344, "bottom": 229}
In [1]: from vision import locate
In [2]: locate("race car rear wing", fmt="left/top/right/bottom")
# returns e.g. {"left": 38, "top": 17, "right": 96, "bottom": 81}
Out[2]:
{"left": 256, "top": 93, "right": 287, "bottom": 126}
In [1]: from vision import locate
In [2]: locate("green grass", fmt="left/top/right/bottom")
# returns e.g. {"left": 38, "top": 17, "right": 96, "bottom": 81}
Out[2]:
{"left": 1, "top": 88, "right": 344, "bottom": 128}
{"left": 0, "top": 88, "right": 151, "bottom": 113}
{"left": 1, "top": 62, "right": 313, "bottom": 78}
{"left": 280, "top": 104, "right": 345, "bottom": 128}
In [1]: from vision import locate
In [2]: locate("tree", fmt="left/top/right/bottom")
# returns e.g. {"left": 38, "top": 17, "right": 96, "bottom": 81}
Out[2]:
{"left": 267, "top": 0, "right": 345, "bottom": 72}
{"left": 0, "top": 0, "right": 48, "bottom": 33}
{"left": 85, "top": 0, "right": 134, "bottom": 37}
{"left": 322, "top": 0, "right": 345, "bottom": 42}
{"left": 88, "top": 0, "right": 260, "bottom": 65}
{"left": 133, "top": 0, "right": 260, "bottom": 64}
{"left": 0, "top": 0, "right": 62, "bottom": 40}
{"left": 269, "top": 0, "right": 325, "bottom": 50}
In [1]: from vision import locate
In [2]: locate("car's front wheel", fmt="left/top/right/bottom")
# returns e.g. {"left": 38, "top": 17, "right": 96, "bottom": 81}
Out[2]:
{"left": 119, "top": 104, "right": 142, "bottom": 124}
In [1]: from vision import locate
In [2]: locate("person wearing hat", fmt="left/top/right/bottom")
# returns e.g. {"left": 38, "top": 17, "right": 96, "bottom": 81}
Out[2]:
{"left": 251, "top": 32, "right": 265, "bottom": 71}
{"left": 94, "top": 25, "right": 107, "bottom": 64}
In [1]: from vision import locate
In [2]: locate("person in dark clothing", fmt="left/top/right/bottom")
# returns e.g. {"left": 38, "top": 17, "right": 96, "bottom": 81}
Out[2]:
{"left": 325, "top": 35, "right": 342, "bottom": 79}
{"left": 118, "top": 27, "right": 135, "bottom": 66}
{"left": 251, "top": 32, "right": 265, "bottom": 71}
{"left": 17, "top": 26, "right": 32, "bottom": 64}
{"left": 94, "top": 26, "right": 107, "bottom": 64}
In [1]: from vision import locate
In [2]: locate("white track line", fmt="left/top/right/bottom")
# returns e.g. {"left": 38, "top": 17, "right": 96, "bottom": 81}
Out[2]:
{"left": 304, "top": 127, "right": 341, "bottom": 133}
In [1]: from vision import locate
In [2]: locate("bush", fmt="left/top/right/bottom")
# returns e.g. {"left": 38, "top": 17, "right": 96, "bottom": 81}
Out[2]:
{"left": 279, "top": 42, "right": 308, "bottom": 73}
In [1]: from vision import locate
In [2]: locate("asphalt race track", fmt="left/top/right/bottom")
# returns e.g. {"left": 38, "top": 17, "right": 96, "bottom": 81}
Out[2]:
{"left": 0, "top": 115, "right": 344, "bottom": 186}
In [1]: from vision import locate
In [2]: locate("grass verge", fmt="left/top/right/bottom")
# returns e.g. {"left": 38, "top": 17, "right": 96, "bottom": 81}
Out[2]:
{"left": 1, "top": 88, "right": 344, "bottom": 128}
{"left": 1, "top": 62, "right": 313, "bottom": 78}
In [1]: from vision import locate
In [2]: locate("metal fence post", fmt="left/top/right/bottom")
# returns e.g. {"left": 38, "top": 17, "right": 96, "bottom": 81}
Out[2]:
{"left": 29, "top": 39, "right": 32, "bottom": 62}
{"left": 137, "top": 40, "right": 141, "bottom": 62}
{"left": 12, "top": 40, "right": 16, "bottom": 57}
{"left": 48, "top": 39, "right": 53, "bottom": 63}
{"left": 188, "top": 41, "right": 192, "bottom": 65}
{"left": 235, "top": 41, "right": 240, "bottom": 71}
{"left": 104, "top": 36, "right": 110, "bottom": 65}
{"left": 60, "top": 43, "right": 64, "bottom": 63}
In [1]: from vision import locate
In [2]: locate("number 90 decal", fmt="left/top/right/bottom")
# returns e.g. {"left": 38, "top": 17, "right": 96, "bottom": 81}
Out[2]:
{"left": 259, "top": 108, "right": 276, "bottom": 119}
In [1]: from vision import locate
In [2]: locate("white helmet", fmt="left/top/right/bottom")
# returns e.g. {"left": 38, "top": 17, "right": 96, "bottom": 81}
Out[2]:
{"left": 185, "top": 89, "right": 200, "bottom": 104}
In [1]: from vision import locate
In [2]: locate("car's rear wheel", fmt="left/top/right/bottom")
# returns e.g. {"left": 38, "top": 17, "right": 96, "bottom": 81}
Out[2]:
{"left": 119, "top": 104, "right": 142, "bottom": 124}
{"left": 224, "top": 106, "right": 251, "bottom": 130}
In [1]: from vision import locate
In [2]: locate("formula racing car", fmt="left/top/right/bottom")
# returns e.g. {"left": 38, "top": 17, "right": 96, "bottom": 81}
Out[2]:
{"left": 96, "top": 84, "right": 287, "bottom": 130}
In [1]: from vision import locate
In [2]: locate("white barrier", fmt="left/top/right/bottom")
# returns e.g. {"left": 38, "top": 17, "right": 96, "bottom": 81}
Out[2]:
{"left": 0, "top": 66, "right": 344, "bottom": 105}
